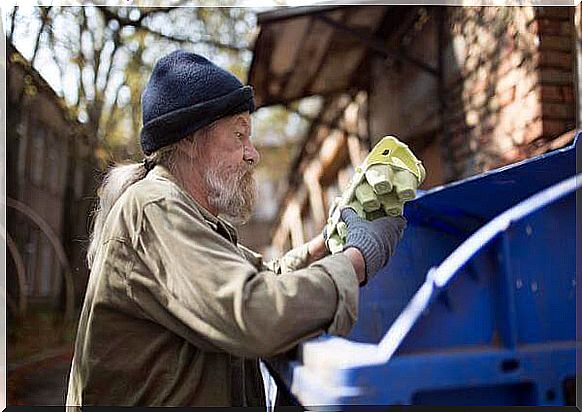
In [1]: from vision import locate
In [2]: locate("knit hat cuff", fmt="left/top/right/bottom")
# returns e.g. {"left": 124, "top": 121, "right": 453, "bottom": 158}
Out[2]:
{"left": 140, "top": 85, "right": 255, "bottom": 155}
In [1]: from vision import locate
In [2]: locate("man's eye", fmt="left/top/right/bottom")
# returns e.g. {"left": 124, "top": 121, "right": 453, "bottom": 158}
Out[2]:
{"left": 235, "top": 132, "right": 244, "bottom": 139}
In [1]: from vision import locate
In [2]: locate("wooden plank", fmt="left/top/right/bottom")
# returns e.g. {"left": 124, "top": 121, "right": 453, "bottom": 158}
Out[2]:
{"left": 270, "top": 17, "right": 310, "bottom": 76}
{"left": 343, "top": 102, "right": 359, "bottom": 134}
{"left": 272, "top": 221, "right": 290, "bottom": 255}
{"left": 288, "top": 206, "right": 304, "bottom": 248}
{"left": 287, "top": 199, "right": 305, "bottom": 248}
{"left": 301, "top": 7, "right": 387, "bottom": 98}
{"left": 303, "top": 161, "right": 326, "bottom": 228}
{"left": 274, "top": 187, "right": 308, "bottom": 251}
{"left": 328, "top": 7, "right": 388, "bottom": 92}
{"left": 347, "top": 134, "right": 366, "bottom": 168}
{"left": 283, "top": 9, "right": 344, "bottom": 101}
{"left": 310, "top": 43, "right": 366, "bottom": 94}
{"left": 319, "top": 129, "right": 345, "bottom": 169}
{"left": 257, "top": 5, "right": 345, "bottom": 25}
{"left": 249, "top": 26, "right": 275, "bottom": 108}
{"left": 319, "top": 131, "right": 350, "bottom": 187}
{"left": 347, "top": 6, "right": 387, "bottom": 29}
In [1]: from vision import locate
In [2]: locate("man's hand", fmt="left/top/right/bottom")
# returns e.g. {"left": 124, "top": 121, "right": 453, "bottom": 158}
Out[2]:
{"left": 341, "top": 208, "right": 406, "bottom": 285}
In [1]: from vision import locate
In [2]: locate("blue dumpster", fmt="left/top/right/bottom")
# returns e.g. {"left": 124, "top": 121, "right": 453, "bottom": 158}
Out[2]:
{"left": 267, "top": 133, "right": 579, "bottom": 407}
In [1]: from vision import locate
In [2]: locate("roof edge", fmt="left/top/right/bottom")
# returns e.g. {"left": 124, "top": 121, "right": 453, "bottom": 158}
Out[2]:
{"left": 256, "top": 5, "right": 346, "bottom": 25}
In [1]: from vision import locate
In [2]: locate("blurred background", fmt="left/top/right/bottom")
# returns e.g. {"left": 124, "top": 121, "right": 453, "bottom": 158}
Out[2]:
{"left": 4, "top": 2, "right": 580, "bottom": 405}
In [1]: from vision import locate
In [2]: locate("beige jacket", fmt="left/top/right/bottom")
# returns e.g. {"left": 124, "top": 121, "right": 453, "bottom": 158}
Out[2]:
{"left": 66, "top": 165, "right": 359, "bottom": 406}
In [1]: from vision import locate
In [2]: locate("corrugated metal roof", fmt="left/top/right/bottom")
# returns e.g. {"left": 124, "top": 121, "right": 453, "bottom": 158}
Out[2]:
{"left": 248, "top": 5, "right": 392, "bottom": 108}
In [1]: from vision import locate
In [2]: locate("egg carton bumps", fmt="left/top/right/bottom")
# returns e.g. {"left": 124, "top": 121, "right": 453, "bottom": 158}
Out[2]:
{"left": 325, "top": 135, "right": 426, "bottom": 254}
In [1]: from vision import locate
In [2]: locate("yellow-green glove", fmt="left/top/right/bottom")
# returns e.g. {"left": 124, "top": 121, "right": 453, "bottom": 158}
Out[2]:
{"left": 324, "top": 135, "right": 426, "bottom": 254}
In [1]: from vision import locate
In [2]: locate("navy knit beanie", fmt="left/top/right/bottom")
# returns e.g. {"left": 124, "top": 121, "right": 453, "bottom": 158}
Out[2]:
{"left": 140, "top": 50, "right": 255, "bottom": 155}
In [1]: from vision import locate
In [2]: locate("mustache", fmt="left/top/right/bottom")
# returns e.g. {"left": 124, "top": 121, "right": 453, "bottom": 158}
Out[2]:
{"left": 232, "top": 161, "right": 255, "bottom": 179}
{"left": 209, "top": 158, "right": 256, "bottom": 187}
{"left": 242, "top": 160, "right": 256, "bottom": 173}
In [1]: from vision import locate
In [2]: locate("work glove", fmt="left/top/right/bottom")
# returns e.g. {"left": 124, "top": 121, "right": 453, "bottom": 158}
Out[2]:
{"left": 324, "top": 135, "right": 426, "bottom": 254}
{"left": 341, "top": 208, "right": 406, "bottom": 284}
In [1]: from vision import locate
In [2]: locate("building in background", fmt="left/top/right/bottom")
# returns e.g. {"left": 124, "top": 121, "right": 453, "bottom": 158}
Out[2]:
{"left": 6, "top": 43, "right": 100, "bottom": 322}
{"left": 248, "top": 5, "right": 579, "bottom": 256}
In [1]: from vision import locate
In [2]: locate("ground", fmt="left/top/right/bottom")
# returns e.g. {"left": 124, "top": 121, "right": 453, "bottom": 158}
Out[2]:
{"left": 8, "top": 348, "right": 72, "bottom": 405}
{"left": 7, "top": 307, "right": 76, "bottom": 406}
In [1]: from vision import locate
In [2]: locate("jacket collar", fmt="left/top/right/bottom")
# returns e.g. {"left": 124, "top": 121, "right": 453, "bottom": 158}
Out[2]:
{"left": 147, "top": 165, "right": 239, "bottom": 244}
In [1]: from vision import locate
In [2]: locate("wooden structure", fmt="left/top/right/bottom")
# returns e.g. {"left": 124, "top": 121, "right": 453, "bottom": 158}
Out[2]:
{"left": 6, "top": 43, "right": 100, "bottom": 317}
{"left": 248, "top": 5, "right": 579, "bottom": 256}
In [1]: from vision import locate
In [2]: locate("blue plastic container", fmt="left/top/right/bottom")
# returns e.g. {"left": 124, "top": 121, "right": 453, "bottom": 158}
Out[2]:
{"left": 267, "top": 133, "right": 579, "bottom": 407}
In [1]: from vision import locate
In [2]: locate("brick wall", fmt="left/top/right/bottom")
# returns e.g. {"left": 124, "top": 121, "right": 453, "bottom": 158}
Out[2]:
{"left": 534, "top": 8, "right": 577, "bottom": 148}
{"left": 370, "top": 6, "right": 577, "bottom": 185}
{"left": 446, "top": 7, "right": 576, "bottom": 179}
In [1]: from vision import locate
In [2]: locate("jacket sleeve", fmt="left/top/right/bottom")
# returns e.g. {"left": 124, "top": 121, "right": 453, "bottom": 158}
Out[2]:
{"left": 127, "top": 198, "right": 358, "bottom": 359}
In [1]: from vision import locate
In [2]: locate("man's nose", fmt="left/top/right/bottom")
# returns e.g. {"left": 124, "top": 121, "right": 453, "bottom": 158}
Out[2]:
{"left": 244, "top": 142, "right": 260, "bottom": 167}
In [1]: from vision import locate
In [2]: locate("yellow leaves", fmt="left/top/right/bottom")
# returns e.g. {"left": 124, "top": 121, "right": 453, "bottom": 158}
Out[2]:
{"left": 69, "top": 55, "right": 84, "bottom": 66}
{"left": 23, "top": 75, "right": 38, "bottom": 97}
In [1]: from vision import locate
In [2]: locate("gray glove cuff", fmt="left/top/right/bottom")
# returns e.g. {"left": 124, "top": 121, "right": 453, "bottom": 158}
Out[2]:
{"left": 340, "top": 208, "right": 405, "bottom": 285}
{"left": 343, "top": 229, "right": 384, "bottom": 283}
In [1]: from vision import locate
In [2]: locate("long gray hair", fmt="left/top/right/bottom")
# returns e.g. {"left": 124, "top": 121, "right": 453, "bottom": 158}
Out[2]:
{"left": 87, "top": 130, "right": 205, "bottom": 269}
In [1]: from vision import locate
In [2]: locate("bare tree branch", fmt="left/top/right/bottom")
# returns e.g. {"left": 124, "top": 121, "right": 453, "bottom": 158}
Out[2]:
{"left": 84, "top": 8, "right": 108, "bottom": 131}
{"left": 83, "top": 8, "right": 100, "bottom": 97}
{"left": 102, "top": 74, "right": 126, "bottom": 139}
{"left": 102, "top": 32, "right": 122, "bottom": 96}
{"left": 46, "top": 13, "right": 65, "bottom": 94}
{"left": 101, "top": 6, "right": 176, "bottom": 26}
{"left": 75, "top": 10, "right": 89, "bottom": 113}
{"left": 144, "top": 26, "right": 248, "bottom": 52}
{"left": 8, "top": 6, "right": 18, "bottom": 44}
{"left": 98, "top": 7, "right": 248, "bottom": 52}
{"left": 15, "top": 5, "right": 254, "bottom": 152}
{"left": 31, "top": 6, "right": 52, "bottom": 65}
{"left": 95, "top": 31, "right": 125, "bottom": 140}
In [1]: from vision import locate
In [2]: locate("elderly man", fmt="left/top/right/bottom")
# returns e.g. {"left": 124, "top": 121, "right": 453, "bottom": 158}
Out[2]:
{"left": 66, "top": 50, "right": 405, "bottom": 406}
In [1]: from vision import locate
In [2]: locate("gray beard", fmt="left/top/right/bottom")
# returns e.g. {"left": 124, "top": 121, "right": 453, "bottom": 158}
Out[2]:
{"left": 203, "top": 160, "right": 257, "bottom": 225}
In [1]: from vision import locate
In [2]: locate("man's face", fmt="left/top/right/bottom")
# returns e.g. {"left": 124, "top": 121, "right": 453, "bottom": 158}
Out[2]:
{"left": 198, "top": 112, "right": 260, "bottom": 224}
